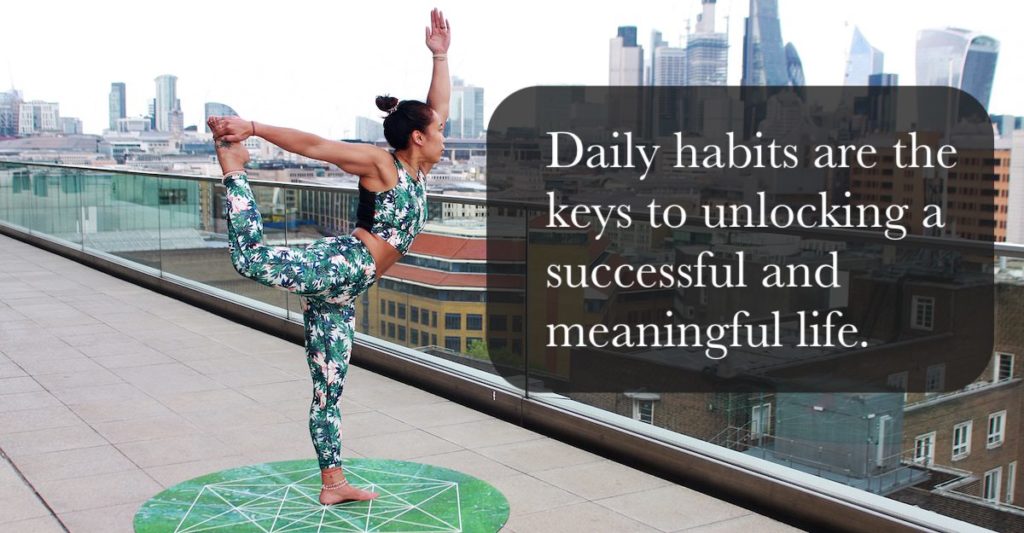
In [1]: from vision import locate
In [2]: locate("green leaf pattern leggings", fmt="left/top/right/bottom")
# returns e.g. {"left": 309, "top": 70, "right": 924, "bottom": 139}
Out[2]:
{"left": 224, "top": 173, "right": 377, "bottom": 469}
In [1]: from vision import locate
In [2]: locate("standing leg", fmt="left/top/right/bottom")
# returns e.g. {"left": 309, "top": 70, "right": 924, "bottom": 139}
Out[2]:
{"left": 303, "top": 297, "right": 379, "bottom": 504}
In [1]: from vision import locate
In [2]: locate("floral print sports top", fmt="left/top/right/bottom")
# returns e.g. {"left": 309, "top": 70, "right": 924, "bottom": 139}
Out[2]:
{"left": 355, "top": 153, "right": 427, "bottom": 255}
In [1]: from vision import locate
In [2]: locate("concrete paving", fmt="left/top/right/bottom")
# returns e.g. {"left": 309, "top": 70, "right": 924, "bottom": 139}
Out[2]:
{"left": 0, "top": 234, "right": 803, "bottom": 532}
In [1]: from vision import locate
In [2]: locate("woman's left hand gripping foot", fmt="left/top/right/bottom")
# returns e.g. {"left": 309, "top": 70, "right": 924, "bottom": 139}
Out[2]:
{"left": 209, "top": 116, "right": 251, "bottom": 176}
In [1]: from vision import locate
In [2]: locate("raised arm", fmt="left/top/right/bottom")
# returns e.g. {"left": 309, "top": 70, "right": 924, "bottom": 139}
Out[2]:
{"left": 208, "top": 116, "right": 391, "bottom": 180}
{"left": 425, "top": 8, "right": 451, "bottom": 125}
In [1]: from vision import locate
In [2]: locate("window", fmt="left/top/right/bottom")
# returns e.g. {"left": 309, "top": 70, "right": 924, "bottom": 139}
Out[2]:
{"left": 489, "top": 337, "right": 508, "bottom": 349}
{"left": 489, "top": 314, "right": 507, "bottom": 331}
{"left": 411, "top": 329, "right": 419, "bottom": 345}
{"left": 397, "top": 326, "right": 406, "bottom": 342}
{"left": 397, "top": 304, "right": 406, "bottom": 320}
{"left": 925, "top": 364, "right": 945, "bottom": 395}
{"left": 410, "top": 306, "right": 419, "bottom": 324}
{"left": 158, "top": 188, "right": 188, "bottom": 205}
{"left": 988, "top": 411, "right": 1006, "bottom": 448}
{"left": 887, "top": 371, "right": 908, "bottom": 402}
{"left": 380, "top": 299, "right": 385, "bottom": 312}
{"left": 751, "top": 403, "right": 771, "bottom": 438}
{"left": 432, "top": 311, "right": 438, "bottom": 328}
{"left": 995, "top": 353, "right": 1014, "bottom": 382}
{"left": 633, "top": 399, "right": 655, "bottom": 424}
{"left": 952, "top": 421, "right": 972, "bottom": 460}
{"left": 444, "top": 336, "right": 461, "bottom": 352}
{"left": 911, "top": 296, "right": 934, "bottom": 330}
{"left": 466, "top": 314, "right": 483, "bottom": 330}
{"left": 432, "top": 334, "right": 438, "bottom": 346}
{"left": 420, "top": 308, "right": 429, "bottom": 326}
{"left": 467, "top": 337, "right": 483, "bottom": 350}
{"left": 1008, "top": 462, "right": 1017, "bottom": 504}
{"left": 984, "top": 467, "right": 1003, "bottom": 502}
{"left": 914, "top": 432, "right": 935, "bottom": 466}
{"left": 445, "top": 313, "right": 461, "bottom": 330}
{"left": 512, "top": 315, "right": 523, "bottom": 332}
{"left": 387, "top": 323, "right": 395, "bottom": 338}
{"left": 380, "top": 320, "right": 385, "bottom": 334}
{"left": 388, "top": 301, "right": 396, "bottom": 317}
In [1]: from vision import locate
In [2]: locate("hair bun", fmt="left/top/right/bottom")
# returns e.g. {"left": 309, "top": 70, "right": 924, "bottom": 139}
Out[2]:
{"left": 376, "top": 95, "right": 400, "bottom": 114}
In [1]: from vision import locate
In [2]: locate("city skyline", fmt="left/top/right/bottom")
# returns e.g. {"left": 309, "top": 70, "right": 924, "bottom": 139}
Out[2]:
{"left": 2, "top": 0, "right": 1022, "bottom": 137}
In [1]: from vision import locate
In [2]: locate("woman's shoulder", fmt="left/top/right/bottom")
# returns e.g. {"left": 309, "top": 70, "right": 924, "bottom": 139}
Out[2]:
{"left": 359, "top": 151, "right": 403, "bottom": 192}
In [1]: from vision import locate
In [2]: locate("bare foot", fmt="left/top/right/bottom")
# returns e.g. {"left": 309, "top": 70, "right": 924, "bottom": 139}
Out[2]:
{"left": 319, "top": 480, "right": 379, "bottom": 505}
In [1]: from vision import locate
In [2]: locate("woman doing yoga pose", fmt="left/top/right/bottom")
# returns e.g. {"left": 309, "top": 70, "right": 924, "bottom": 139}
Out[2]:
{"left": 209, "top": 8, "right": 450, "bottom": 505}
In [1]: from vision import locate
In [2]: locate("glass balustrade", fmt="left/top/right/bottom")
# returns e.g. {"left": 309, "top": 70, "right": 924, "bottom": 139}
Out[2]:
{"left": 2, "top": 160, "right": 1021, "bottom": 529}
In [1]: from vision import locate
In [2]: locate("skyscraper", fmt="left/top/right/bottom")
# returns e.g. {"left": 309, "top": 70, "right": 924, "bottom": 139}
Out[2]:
{"left": 109, "top": 82, "right": 126, "bottom": 131}
{"left": 618, "top": 26, "right": 638, "bottom": 48}
{"left": 0, "top": 90, "right": 20, "bottom": 137}
{"left": 785, "top": 43, "right": 805, "bottom": 87}
{"left": 60, "top": 117, "right": 82, "bottom": 135}
{"left": 868, "top": 73, "right": 898, "bottom": 87}
{"left": 867, "top": 73, "right": 899, "bottom": 131}
{"left": 845, "top": 28, "right": 884, "bottom": 86}
{"left": 991, "top": 114, "right": 1023, "bottom": 137}
{"left": 355, "top": 116, "right": 384, "bottom": 142}
{"left": 653, "top": 47, "right": 687, "bottom": 86}
{"left": 648, "top": 30, "right": 668, "bottom": 85}
{"left": 916, "top": 28, "right": 999, "bottom": 109}
{"left": 154, "top": 75, "right": 178, "bottom": 132}
{"left": 741, "top": 0, "right": 788, "bottom": 86}
{"left": 610, "top": 26, "right": 644, "bottom": 85}
{"left": 18, "top": 101, "right": 60, "bottom": 135}
{"left": 686, "top": 0, "right": 729, "bottom": 86}
{"left": 448, "top": 77, "right": 485, "bottom": 139}
{"left": 169, "top": 107, "right": 184, "bottom": 137}
{"left": 205, "top": 102, "right": 238, "bottom": 132}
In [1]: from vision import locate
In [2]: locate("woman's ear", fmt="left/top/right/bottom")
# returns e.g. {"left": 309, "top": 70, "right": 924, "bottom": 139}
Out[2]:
{"left": 412, "top": 131, "right": 425, "bottom": 146}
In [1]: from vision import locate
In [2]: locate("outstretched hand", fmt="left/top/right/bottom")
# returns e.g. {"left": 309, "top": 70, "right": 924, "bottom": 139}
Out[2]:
{"left": 425, "top": 8, "right": 450, "bottom": 54}
{"left": 208, "top": 116, "right": 254, "bottom": 143}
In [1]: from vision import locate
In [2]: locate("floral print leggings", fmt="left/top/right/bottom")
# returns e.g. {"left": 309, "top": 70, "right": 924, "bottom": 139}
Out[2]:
{"left": 224, "top": 173, "right": 377, "bottom": 469}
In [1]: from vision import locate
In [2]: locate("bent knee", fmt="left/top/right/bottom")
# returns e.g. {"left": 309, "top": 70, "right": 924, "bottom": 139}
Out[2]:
{"left": 229, "top": 251, "right": 263, "bottom": 281}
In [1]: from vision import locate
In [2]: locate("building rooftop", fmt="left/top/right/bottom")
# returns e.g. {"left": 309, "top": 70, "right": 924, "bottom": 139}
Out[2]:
{"left": 0, "top": 234, "right": 801, "bottom": 533}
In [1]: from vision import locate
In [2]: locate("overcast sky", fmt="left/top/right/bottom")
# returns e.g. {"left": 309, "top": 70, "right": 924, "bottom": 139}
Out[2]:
{"left": 4, "top": 0, "right": 1021, "bottom": 136}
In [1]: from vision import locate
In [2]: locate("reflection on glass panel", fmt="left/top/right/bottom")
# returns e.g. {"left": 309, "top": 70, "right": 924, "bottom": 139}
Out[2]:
{"left": 186, "top": 180, "right": 289, "bottom": 312}
{"left": 76, "top": 169, "right": 163, "bottom": 269}
{"left": 146, "top": 174, "right": 203, "bottom": 274}
{"left": 2, "top": 164, "right": 33, "bottom": 228}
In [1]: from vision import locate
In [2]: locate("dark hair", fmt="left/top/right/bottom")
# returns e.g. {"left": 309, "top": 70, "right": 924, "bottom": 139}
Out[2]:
{"left": 375, "top": 95, "right": 434, "bottom": 150}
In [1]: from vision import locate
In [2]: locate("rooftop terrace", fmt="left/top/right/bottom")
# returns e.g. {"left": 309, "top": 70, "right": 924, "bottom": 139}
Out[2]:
{"left": 0, "top": 234, "right": 801, "bottom": 532}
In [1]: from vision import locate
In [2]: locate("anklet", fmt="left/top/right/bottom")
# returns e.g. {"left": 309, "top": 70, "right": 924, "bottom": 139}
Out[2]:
{"left": 322, "top": 479, "right": 350, "bottom": 490}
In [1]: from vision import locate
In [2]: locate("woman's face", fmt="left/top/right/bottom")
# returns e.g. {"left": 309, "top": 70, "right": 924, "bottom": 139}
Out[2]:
{"left": 417, "top": 110, "right": 446, "bottom": 164}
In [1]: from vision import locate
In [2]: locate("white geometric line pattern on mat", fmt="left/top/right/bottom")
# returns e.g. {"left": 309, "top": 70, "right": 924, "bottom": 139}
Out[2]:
{"left": 172, "top": 465, "right": 464, "bottom": 532}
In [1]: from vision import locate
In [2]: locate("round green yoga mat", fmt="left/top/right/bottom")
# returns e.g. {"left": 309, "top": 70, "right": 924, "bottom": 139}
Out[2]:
{"left": 134, "top": 458, "right": 510, "bottom": 532}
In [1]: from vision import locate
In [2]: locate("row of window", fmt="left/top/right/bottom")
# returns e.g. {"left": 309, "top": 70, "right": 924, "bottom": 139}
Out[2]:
{"left": 887, "top": 353, "right": 1014, "bottom": 401}
{"left": 378, "top": 300, "right": 525, "bottom": 333}
{"left": 950, "top": 411, "right": 1008, "bottom": 461}
{"left": 378, "top": 320, "right": 525, "bottom": 355}
{"left": 913, "top": 411, "right": 1007, "bottom": 469}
